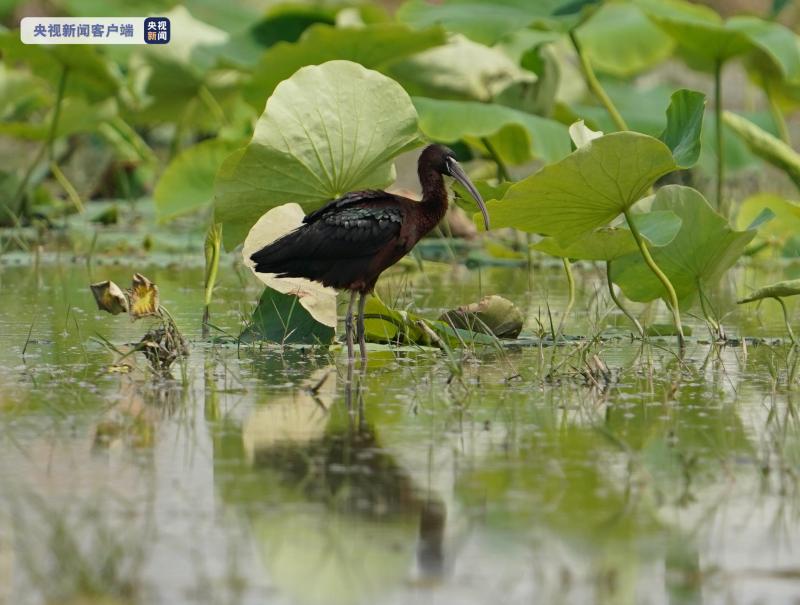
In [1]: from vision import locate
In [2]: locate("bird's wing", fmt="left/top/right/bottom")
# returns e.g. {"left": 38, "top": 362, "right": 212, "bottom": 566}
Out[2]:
{"left": 303, "top": 190, "right": 389, "bottom": 224}
{"left": 305, "top": 203, "right": 405, "bottom": 257}
{"left": 251, "top": 201, "right": 406, "bottom": 274}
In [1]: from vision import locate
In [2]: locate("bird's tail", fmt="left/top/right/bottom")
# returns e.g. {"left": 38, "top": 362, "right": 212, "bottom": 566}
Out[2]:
{"left": 250, "top": 228, "right": 333, "bottom": 281}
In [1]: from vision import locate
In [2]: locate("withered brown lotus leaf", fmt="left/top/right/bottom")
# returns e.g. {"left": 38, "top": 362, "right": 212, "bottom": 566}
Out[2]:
{"left": 129, "top": 273, "right": 160, "bottom": 319}
{"left": 90, "top": 280, "right": 129, "bottom": 315}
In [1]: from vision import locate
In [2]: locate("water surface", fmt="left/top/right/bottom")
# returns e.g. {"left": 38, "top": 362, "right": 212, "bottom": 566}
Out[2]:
{"left": 1, "top": 255, "right": 799, "bottom": 605}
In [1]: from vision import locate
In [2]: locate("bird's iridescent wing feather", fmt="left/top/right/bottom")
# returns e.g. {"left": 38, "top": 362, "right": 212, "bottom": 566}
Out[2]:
{"left": 303, "top": 190, "right": 390, "bottom": 224}
{"left": 249, "top": 190, "right": 407, "bottom": 288}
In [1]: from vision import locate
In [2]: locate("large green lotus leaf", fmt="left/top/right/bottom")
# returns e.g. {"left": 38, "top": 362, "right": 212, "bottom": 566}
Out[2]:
{"left": 722, "top": 111, "right": 800, "bottom": 190}
{"left": 0, "top": 31, "right": 120, "bottom": 101}
{"left": 639, "top": 0, "right": 800, "bottom": 77}
{"left": 386, "top": 35, "right": 534, "bottom": 102}
{"left": 532, "top": 210, "right": 683, "bottom": 261}
{"left": 214, "top": 61, "right": 420, "bottom": 249}
{"left": 154, "top": 138, "right": 242, "bottom": 222}
{"left": 610, "top": 185, "right": 756, "bottom": 308}
{"left": 575, "top": 3, "right": 674, "bottom": 78}
{"left": 739, "top": 279, "right": 800, "bottom": 303}
{"left": 725, "top": 16, "right": 800, "bottom": 84}
{"left": 636, "top": 0, "right": 750, "bottom": 65}
{"left": 243, "top": 23, "right": 446, "bottom": 109}
{"left": 396, "top": 0, "right": 563, "bottom": 45}
{"left": 481, "top": 132, "right": 677, "bottom": 243}
{"left": 659, "top": 89, "right": 706, "bottom": 169}
{"left": 413, "top": 97, "right": 570, "bottom": 165}
{"left": 398, "top": 0, "right": 601, "bottom": 43}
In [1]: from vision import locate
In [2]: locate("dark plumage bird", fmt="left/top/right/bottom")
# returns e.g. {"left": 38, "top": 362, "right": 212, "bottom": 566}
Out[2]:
{"left": 250, "top": 144, "right": 490, "bottom": 363}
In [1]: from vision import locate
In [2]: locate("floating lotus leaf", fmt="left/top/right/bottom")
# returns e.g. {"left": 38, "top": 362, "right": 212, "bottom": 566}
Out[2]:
{"left": 738, "top": 280, "right": 800, "bottom": 304}
{"left": 214, "top": 60, "right": 420, "bottom": 248}
{"left": 90, "top": 281, "right": 129, "bottom": 315}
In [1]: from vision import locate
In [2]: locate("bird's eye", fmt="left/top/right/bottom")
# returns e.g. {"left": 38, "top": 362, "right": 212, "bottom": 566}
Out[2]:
{"left": 444, "top": 156, "right": 456, "bottom": 175}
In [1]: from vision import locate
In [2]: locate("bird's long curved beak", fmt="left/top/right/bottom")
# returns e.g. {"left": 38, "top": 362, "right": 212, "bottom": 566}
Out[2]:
{"left": 449, "top": 161, "right": 490, "bottom": 231}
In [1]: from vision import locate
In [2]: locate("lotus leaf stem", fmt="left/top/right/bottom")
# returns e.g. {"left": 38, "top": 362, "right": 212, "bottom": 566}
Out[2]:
{"left": 556, "top": 257, "right": 575, "bottom": 339}
{"left": 697, "top": 279, "right": 724, "bottom": 340}
{"left": 569, "top": 30, "right": 628, "bottom": 132}
{"left": 203, "top": 223, "right": 222, "bottom": 338}
{"left": 606, "top": 261, "right": 644, "bottom": 338}
{"left": 774, "top": 296, "right": 798, "bottom": 349}
{"left": 481, "top": 137, "right": 510, "bottom": 181}
{"left": 714, "top": 59, "right": 726, "bottom": 217}
{"left": 764, "top": 77, "right": 791, "bottom": 145}
{"left": 624, "top": 209, "right": 685, "bottom": 346}
{"left": 12, "top": 65, "right": 69, "bottom": 217}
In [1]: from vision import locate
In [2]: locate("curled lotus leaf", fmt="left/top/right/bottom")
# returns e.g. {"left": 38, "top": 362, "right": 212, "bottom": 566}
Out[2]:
{"left": 439, "top": 295, "right": 523, "bottom": 339}
{"left": 90, "top": 280, "right": 129, "bottom": 315}
{"left": 128, "top": 274, "right": 160, "bottom": 319}
{"left": 738, "top": 279, "right": 800, "bottom": 304}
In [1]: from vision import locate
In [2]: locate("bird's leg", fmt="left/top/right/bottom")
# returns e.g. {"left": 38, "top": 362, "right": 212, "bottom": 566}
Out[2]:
{"left": 357, "top": 292, "right": 368, "bottom": 365}
{"left": 345, "top": 290, "right": 357, "bottom": 364}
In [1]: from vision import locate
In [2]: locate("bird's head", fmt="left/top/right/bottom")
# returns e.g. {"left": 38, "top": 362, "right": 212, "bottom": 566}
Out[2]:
{"left": 419, "top": 144, "right": 490, "bottom": 231}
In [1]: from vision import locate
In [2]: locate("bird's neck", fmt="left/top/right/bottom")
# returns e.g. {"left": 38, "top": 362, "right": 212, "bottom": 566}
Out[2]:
{"left": 418, "top": 166, "right": 449, "bottom": 230}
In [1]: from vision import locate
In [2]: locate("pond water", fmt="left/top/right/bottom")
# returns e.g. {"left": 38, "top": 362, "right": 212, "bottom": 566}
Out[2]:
{"left": 1, "top": 252, "right": 799, "bottom": 605}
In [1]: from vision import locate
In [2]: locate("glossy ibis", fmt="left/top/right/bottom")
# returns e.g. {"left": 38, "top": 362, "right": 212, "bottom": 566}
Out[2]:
{"left": 250, "top": 144, "right": 490, "bottom": 363}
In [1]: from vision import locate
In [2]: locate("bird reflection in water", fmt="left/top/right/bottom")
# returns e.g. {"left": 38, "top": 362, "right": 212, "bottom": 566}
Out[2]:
{"left": 230, "top": 368, "right": 449, "bottom": 603}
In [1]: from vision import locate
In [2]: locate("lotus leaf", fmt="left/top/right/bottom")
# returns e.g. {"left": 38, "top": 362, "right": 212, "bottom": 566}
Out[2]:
{"left": 155, "top": 138, "right": 242, "bottom": 222}
{"left": 244, "top": 23, "right": 446, "bottom": 108}
{"left": 214, "top": 61, "right": 420, "bottom": 248}
{"left": 413, "top": 97, "right": 570, "bottom": 165}
{"left": 610, "top": 186, "right": 757, "bottom": 308}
